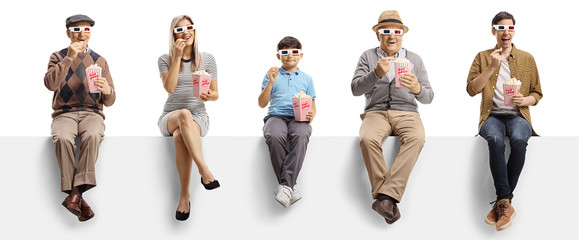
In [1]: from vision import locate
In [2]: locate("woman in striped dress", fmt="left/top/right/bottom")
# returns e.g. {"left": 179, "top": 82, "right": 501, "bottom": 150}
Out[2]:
{"left": 157, "top": 15, "right": 220, "bottom": 221}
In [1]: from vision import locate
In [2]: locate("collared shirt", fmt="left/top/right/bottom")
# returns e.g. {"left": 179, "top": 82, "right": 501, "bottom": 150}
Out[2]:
{"left": 376, "top": 48, "right": 408, "bottom": 82}
{"left": 261, "top": 67, "right": 316, "bottom": 117}
{"left": 466, "top": 44, "right": 543, "bottom": 135}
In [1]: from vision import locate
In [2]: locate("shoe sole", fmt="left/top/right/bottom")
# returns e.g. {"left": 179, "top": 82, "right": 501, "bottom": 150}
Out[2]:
{"left": 290, "top": 196, "right": 302, "bottom": 205}
{"left": 201, "top": 178, "right": 220, "bottom": 190}
{"left": 485, "top": 216, "right": 497, "bottom": 226}
{"left": 78, "top": 213, "right": 95, "bottom": 222}
{"left": 496, "top": 212, "right": 516, "bottom": 231}
{"left": 385, "top": 214, "right": 400, "bottom": 224}
{"left": 175, "top": 214, "right": 190, "bottom": 221}
{"left": 61, "top": 201, "right": 81, "bottom": 217}
{"left": 275, "top": 197, "right": 289, "bottom": 208}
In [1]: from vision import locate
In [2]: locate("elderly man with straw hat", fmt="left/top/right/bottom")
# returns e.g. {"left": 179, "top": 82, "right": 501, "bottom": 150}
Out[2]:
{"left": 351, "top": 10, "right": 434, "bottom": 224}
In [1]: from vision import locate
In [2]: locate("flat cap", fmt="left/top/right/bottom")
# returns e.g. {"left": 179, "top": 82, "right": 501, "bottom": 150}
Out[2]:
{"left": 65, "top": 14, "right": 95, "bottom": 28}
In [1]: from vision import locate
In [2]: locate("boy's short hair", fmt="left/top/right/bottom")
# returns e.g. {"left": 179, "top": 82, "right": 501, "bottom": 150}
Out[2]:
{"left": 277, "top": 36, "right": 302, "bottom": 50}
{"left": 492, "top": 11, "right": 515, "bottom": 25}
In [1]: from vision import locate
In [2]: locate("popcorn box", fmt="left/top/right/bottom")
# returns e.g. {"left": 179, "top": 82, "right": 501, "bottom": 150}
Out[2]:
{"left": 395, "top": 62, "right": 414, "bottom": 88}
{"left": 292, "top": 97, "right": 312, "bottom": 122}
{"left": 85, "top": 67, "right": 102, "bottom": 93}
{"left": 503, "top": 83, "right": 521, "bottom": 106}
{"left": 192, "top": 74, "right": 212, "bottom": 98}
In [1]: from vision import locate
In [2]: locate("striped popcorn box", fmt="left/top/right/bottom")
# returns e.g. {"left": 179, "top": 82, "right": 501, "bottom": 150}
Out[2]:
{"left": 394, "top": 59, "right": 413, "bottom": 88}
{"left": 503, "top": 77, "right": 522, "bottom": 106}
{"left": 292, "top": 97, "right": 312, "bottom": 122}
{"left": 503, "top": 84, "right": 521, "bottom": 106}
{"left": 85, "top": 65, "right": 102, "bottom": 93}
{"left": 192, "top": 71, "right": 212, "bottom": 98}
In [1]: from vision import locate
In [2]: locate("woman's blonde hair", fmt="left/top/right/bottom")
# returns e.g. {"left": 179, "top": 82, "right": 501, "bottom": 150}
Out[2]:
{"left": 169, "top": 15, "right": 202, "bottom": 72}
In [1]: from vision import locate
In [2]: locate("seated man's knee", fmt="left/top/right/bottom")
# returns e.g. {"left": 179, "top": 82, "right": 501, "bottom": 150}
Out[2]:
{"left": 509, "top": 134, "right": 529, "bottom": 148}
{"left": 53, "top": 134, "right": 75, "bottom": 146}
{"left": 403, "top": 131, "right": 425, "bottom": 147}
{"left": 413, "top": 132, "right": 426, "bottom": 147}
{"left": 82, "top": 131, "right": 103, "bottom": 143}
{"left": 360, "top": 133, "right": 380, "bottom": 148}
{"left": 483, "top": 134, "right": 506, "bottom": 149}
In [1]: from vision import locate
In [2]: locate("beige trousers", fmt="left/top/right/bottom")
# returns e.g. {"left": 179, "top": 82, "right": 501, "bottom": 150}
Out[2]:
{"left": 359, "top": 110, "right": 425, "bottom": 202}
{"left": 51, "top": 111, "right": 105, "bottom": 193}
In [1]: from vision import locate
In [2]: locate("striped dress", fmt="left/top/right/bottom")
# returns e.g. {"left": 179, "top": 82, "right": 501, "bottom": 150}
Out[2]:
{"left": 157, "top": 52, "right": 218, "bottom": 136}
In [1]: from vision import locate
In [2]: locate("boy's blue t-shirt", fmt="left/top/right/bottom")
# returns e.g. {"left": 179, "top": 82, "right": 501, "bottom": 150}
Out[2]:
{"left": 261, "top": 67, "right": 316, "bottom": 117}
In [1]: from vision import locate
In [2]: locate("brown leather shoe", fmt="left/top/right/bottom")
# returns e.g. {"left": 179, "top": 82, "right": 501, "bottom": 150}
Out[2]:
{"left": 78, "top": 198, "right": 95, "bottom": 222}
{"left": 371, "top": 196, "right": 401, "bottom": 224}
{"left": 62, "top": 194, "right": 81, "bottom": 217}
{"left": 496, "top": 199, "right": 516, "bottom": 231}
{"left": 485, "top": 201, "right": 498, "bottom": 225}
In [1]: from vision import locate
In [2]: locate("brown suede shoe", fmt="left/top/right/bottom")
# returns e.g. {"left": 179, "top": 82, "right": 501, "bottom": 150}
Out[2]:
{"left": 78, "top": 198, "right": 95, "bottom": 222}
{"left": 485, "top": 201, "right": 498, "bottom": 225}
{"left": 386, "top": 204, "right": 401, "bottom": 224}
{"left": 496, "top": 199, "right": 516, "bottom": 231}
{"left": 61, "top": 194, "right": 81, "bottom": 217}
{"left": 371, "top": 196, "right": 401, "bottom": 224}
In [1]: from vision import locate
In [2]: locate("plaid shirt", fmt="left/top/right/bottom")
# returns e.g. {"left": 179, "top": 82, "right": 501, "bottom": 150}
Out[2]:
{"left": 466, "top": 44, "right": 543, "bottom": 136}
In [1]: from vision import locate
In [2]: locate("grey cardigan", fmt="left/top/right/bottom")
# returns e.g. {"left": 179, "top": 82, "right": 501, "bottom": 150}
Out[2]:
{"left": 351, "top": 48, "right": 434, "bottom": 113}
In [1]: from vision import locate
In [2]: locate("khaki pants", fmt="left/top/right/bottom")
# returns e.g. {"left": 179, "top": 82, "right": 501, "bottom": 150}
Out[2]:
{"left": 359, "top": 110, "right": 425, "bottom": 202}
{"left": 51, "top": 112, "right": 105, "bottom": 193}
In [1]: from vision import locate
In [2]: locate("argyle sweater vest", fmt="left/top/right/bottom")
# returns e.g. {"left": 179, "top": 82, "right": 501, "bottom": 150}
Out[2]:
{"left": 44, "top": 48, "right": 116, "bottom": 119}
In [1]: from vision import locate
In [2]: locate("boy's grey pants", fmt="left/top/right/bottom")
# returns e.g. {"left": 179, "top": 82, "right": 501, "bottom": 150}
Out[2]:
{"left": 263, "top": 115, "right": 312, "bottom": 188}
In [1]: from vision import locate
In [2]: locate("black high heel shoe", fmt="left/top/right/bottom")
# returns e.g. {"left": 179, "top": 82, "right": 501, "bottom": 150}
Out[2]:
{"left": 176, "top": 202, "right": 190, "bottom": 221}
{"left": 201, "top": 177, "right": 220, "bottom": 190}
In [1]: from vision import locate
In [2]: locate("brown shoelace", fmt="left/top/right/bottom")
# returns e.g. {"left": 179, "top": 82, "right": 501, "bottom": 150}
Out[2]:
{"left": 497, "top": 201, "right": 510, "bottom": 218}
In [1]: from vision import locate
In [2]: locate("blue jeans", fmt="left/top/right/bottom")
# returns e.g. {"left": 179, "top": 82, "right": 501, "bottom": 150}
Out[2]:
{"left": 479, "top": 114, "right": 532, "bottom": 201}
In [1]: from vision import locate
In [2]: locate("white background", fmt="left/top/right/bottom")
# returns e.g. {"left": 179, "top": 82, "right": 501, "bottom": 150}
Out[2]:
{"left": 0, "top": 0, "right": 577, "bottom": 137}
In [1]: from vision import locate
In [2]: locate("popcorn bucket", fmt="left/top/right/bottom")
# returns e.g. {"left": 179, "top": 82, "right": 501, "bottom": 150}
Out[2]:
{"left": 503, "top": 84, "right": 521, "bottom": 106}
{"left": 292, "top": 97, "right": 312, "bottom": 122}
{"left": 395, "top": 62, "right": 413, "bottom": 87}
{"left": 85, "top": 67, "right": 102, "bottom": 93}
{"left": 193, "top": 74, "right": 212, "bottom": 98}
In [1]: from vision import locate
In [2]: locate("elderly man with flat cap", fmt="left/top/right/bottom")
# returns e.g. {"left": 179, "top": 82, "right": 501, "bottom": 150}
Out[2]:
{"left": 44, "top": 14, "right": 116, "bottom": 221}
{"left": 351, "top": 10, "right": 433, "bottom": 224}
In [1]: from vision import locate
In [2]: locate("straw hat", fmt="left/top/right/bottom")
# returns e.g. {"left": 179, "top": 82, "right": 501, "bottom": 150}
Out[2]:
{"left": 372, "top": 10, "right": 409, "bottom": 33}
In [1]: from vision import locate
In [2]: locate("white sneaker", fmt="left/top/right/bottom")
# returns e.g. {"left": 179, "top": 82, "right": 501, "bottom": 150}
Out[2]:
{"left": 274, "top": 185, "right": 292, "bottom": 208}
{"left": 290, "top": 185, "right": 302, "bottom": 205}
{"left": 273, "top": 185, "right": 283, "bottom": 195}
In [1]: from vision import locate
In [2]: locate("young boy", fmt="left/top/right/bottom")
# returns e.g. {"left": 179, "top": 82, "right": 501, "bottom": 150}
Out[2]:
{"left": 258, "top": 36, "right": 316, "bottom": 208}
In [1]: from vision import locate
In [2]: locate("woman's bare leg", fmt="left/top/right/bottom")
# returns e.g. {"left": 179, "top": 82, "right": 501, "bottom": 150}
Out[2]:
{"left": 173, "top": 130, "right": 193, "bottom": 212}
{"left": 167, "top": 109, "right": 216, "bottom": 185}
